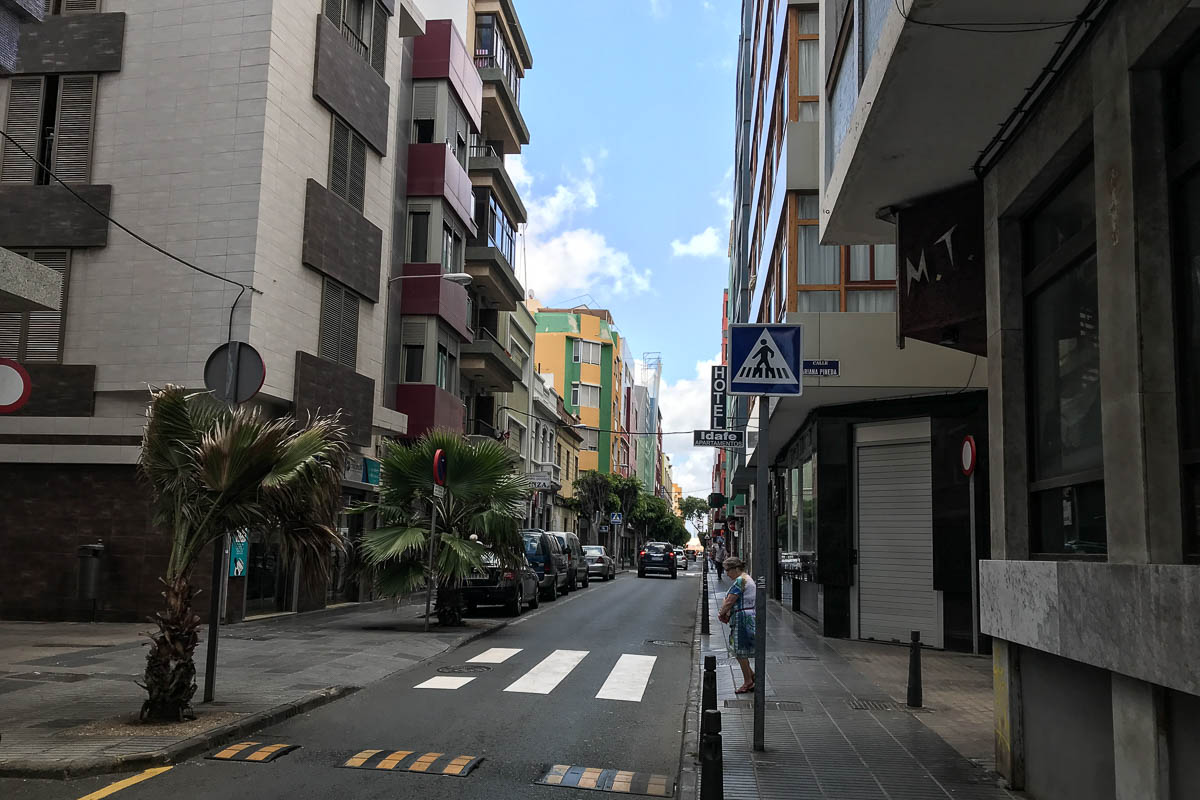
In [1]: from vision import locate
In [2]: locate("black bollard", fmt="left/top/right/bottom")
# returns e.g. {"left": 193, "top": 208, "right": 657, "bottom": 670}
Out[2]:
{"left": 701, "top": 561, "right": 711, "bottom": 636}
{"left": 703, "top": 655, "right": 717, "bottom": 713}
{"left": 700, "top": 708, "right": 724, "bottom": 800}
{"left": 907, "top": 630, "right": 923, "bottom": 708}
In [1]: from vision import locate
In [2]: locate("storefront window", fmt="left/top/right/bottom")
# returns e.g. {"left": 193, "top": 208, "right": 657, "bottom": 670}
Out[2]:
{"left": 801, "top": 457, "right": 816, "bottom": 553}
{"left": 1024, "top": 161, "right": 1105, "bottom": 555}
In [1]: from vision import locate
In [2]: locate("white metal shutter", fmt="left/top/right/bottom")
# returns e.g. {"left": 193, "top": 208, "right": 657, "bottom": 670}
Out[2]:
{"left": 856, "top": 441, "right": 941, "bottom": 648}
{"left": 401, "top": 320, "right": 425, "bottom": 346}
{"left": 51, "top": 75, "right": 96, "bottom": 184}
{"left": 370, "top": 1, "right": 387, "bottom": 77}
{"left": 2, "top": 76, "right": 45, "bottom": 184}
{"left": 21, "top": 250, "right": 69, "bottom": 362}
{"left": 329, "top": 117, "right": 350, "bottom": 201}
{"left": 323, "top": 0, "right": 342, "bottom": 27}
{"left": 0, "top": 311, "right": 20, "bottom": 358}
{"left": 63, "top": 0, "right": 101, "bottom": 13}
{"left": 412, "top": 84, "right": 436, "bottom": 120}
{"left": 348, "top": 132, "right": 365, "bottom": 212}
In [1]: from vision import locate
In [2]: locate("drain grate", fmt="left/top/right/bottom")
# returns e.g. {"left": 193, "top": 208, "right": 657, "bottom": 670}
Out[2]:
{"left": 437, "top": 664, "right": 493, "bottom": 674}
{"left": 847, "top": 697, "right": 896, "bottom": 711}
{"left": 723, "top": 699, "right": 803, "bottom": 711}
{"left": 771, "top": 654, "right": 816, "bottom": 663}
{"left": 644, "top": 640, "right": 689, "bottom": 647}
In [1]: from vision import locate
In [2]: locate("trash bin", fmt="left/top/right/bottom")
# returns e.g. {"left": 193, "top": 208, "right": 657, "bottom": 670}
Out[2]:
{"left": 77, "top": 542, "right": 105, "bottom": 601}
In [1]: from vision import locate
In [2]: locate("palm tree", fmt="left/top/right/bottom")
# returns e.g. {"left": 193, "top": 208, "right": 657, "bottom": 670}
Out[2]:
{"left": 357, "top": 429, "right": 531, "bottom": 626}
{"left": 137, "top": 386, "right": 347, "bottom": 721}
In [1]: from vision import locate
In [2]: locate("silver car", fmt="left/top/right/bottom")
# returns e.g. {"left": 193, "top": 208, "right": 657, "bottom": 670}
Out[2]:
{"left": 582, "top": 545, "right": 616, "bottom": 581}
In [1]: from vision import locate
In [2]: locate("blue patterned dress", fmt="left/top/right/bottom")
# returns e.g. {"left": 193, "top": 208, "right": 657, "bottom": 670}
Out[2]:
{"left": 725, "top": 574, "right": 756, "bottom": 658}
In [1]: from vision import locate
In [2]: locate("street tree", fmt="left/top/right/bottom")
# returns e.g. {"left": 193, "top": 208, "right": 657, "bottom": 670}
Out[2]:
{"left": 678, "top": 495, "right": 709, "bottom": 534}
{"left": 138, "top": 386, "right": 347, "bottom": 721}
{"left": 573, "top": 470, "right": 612, "bottom": 545}
{"left": 631, "top": 495, "right": 690, "bottom": 547}
{"left": 609, "top": 473, "right": 644, "bottom": 553}
{"left": 358, "top": 429, "right": 531, "bottom": 626}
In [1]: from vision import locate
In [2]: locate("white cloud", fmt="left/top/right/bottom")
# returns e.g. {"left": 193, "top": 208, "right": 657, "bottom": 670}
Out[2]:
{"left": 671, "top": 226, "right": 723, "bottom": 259}
{"left": 509, "top": 153, "right": 651, "bottom": 302}
{"left": 660, "top": 355, "right": 721, "bottom": 505}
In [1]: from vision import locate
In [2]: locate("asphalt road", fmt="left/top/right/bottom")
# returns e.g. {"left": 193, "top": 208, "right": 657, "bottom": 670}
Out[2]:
{"left": 4, "top": 561, "right": 700, "bottom": 800}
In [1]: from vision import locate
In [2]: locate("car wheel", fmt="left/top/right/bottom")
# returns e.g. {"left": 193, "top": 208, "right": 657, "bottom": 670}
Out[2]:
{"left": 671, "top": 570, "right": 678, "bottom": 579}
{"left": 638, "top": 569, "right": 645, "bottom": 578}
{"left": 508, "top": 585, "right": 523, "bottom": 617}
{"left": 528, "top": 585, "right": 540, "bottom": 609}
{"left": 582, "top": 571, "right": 589, "bottom": 588}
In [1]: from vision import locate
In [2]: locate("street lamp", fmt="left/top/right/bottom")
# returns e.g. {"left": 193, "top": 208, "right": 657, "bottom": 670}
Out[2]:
{"left": 388, "top": 272, "right": 472, "bottom": 285}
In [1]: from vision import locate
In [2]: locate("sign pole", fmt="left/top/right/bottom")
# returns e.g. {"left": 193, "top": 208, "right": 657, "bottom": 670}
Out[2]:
{"left": 425, "top": 498, "right": 438, "bottom": 633}
{"left": 969, "top": 469, "right": 978, "bottom": 655}
{"left": 753, "top": 396, "right": 768, "bottom": 752}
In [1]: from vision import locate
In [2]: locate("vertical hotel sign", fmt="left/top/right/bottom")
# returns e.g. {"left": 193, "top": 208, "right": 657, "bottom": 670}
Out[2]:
{"left": 710, "top": 366, "right": 728, "bottom": 429}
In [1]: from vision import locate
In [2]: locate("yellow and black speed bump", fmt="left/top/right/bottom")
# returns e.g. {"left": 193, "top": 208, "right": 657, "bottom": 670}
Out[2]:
{"left": 536, "top": 764, "right": 675, "bottom": 797}
{"left": 207, "top": 741, "right": 299, "bottom": 763}
{"left": 339, "top": 749, "right": 483, "bottom": 777}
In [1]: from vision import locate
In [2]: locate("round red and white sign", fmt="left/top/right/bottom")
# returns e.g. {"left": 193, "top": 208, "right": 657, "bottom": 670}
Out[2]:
{"left": 960, "top": 435, "right": 977, "bottom": 476}
{"left": 0, "top": 358, "right": 32, "bottom": 414}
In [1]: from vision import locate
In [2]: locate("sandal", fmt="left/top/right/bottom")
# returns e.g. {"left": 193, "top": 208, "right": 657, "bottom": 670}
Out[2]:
{"left": 734, "top": 682, "right": 755, "bottom": 694}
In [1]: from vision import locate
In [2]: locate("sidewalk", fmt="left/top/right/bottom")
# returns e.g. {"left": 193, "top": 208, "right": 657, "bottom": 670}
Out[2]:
{"left": 698, "top": 569, "right": 1017, "bottom": 799}
{"left": 0, "top": 599, "right": 507, "bottom": 778}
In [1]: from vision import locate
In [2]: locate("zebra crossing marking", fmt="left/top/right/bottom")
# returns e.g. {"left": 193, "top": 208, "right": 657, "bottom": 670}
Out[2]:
{"left": 415, "top": 676, "right": 475, "bottom": 690}
{"left": 467, "top": 647, "right": 522, "bottom": 664}
{"left": 504, "top": 649, "right": 589, "bottom": 695}
{"left": 595, "top": 654, "right": 656, "bottom": 702}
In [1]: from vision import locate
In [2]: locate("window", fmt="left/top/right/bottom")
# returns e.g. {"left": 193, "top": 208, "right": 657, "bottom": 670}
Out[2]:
{"left": 436, "top": 345, "right": 449, "bottom": 390}
{"left": 318, "top": 278, "right": 359, "bottom": 369}
{"left": 441, "top": 224, "right": 463, "bottom": 272}
{"left": 0, "top": 250, "right": 70, "bottom": 363}
{"left": 581, "top": 428, "right": 598, "bottom": 451}
{"left": 487, "top": 193, "right": 516, "bottom": 264}
{"left": 796, "top": 10, "right": 819, "bottom": 122}
{"left": 329, "top": 116, "right": 366, "bottom": 212}
{"left": 510, "top": 336, "right": 529, "bottom": 369}
{"left": 1169, "top": 41, "right": 1200, "bottom": 555}
{"left": 324, "top": 0, "right": 388, "bottom": 76}
{"left": 403, "top": 345, "right": 423, "bottom": 382}
{"left": 474, "top": 14, "right": 521, "bottom": 102}
{"left": 1, "top": 74, "right": 97, "bottom": 185}
{"left": 572, "top": 339, "right": 601, "bottom": 364}
{"left": 44, "top": 1, "right": 101, "bottom": 15}
{"left": 409, "top": 211, "right": 429, "bottom": 262}
{"left": 575, "top": 455, "right": 579, "bottom": 476}
{"left": 413, "top": 119, "right": 434, "bottom": 143}
{"left": 1024, "top": 161, "right": 1104, "bottom": 555}
{"left": 571, "top": 382, "right": 600, "bottom": 408}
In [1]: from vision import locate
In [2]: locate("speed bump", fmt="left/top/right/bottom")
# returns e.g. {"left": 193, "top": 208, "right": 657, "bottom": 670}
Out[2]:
{"left": 208, "top": 742, "right": 299, "bottom": 763}
{"left": 339, "top": 749, "right": 483, "bottom": 777}
{"left": 536, "top": 764, "right": 675, "bottom": 796}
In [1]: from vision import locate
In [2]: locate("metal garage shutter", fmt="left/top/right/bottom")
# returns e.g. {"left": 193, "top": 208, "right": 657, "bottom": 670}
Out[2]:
{"left": 856, "top": 441, "right": 941, "bottom": 648}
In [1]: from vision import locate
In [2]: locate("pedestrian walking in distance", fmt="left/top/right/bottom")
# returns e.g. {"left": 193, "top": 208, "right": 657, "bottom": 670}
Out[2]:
{"left": 717, "top": 556, "right": 756, "bottom": 693}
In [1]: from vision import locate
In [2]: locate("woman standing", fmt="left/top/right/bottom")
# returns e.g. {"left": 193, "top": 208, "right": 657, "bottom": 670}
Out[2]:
{"left": 717, "top": 556, "right": 756, "bottom": 693}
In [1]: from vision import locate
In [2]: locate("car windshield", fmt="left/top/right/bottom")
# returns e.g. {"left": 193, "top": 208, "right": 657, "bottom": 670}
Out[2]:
{"left": 583, "top": 546, "right": 603, "bottom": 555}
{"left": 646, "top": 544, "right": 668, "bottom": 554}
{"left": 522, "top": 534, "right": 540, "bottom": 556}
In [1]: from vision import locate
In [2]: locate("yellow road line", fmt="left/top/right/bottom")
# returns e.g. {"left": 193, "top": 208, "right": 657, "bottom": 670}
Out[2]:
{"left": 212, "top": 741, "right": 258, "bottom": 760}
{"left": 76, "top": 767, "right": 172, "bottom": 800}
{"left": 345, "top": 749, "right": 383, "bottom": 767}
{"left": 245, "top": 743, "right": 289, "bottom": 762}
{"left": 377, "top": 750, "right": 414, "bottom": 770}
{"left": 544, "top": 763, "right": 570, "bottom": 785}
{"left": 611, "top": 769, "right": 635, "bottom": 793}
{"left": 407, "top": 752, "right": 442, "bottom": 772}
{"left": 442, "top": 755, "right": 475, "bottom": 776}
{"left": 578, "top": 767, "right": 603, "bottom": 789}
{"left": 646, "top": 774, "right": 670, "bottom": 796}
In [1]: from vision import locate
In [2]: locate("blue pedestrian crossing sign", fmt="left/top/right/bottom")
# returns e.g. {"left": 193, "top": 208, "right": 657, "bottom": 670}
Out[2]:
{"left": 728, "top": 324, "right": 804, "bottom": 396}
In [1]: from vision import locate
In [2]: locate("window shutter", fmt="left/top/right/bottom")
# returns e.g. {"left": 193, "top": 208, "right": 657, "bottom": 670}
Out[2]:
{"left": 0, "top": 312, "right": 21, "bottom": 359}
{"left": 318, "top": 279, "right": 342, "bottom": 363}
{"left": 2, "top": 76, "right": 45, "bottom": 184}
{"left": 51, "top": 75, "right": 97, "bottom": 184}
{"left": 340, "top": 288, "right": 358, "bottom": 369}
{"left": 22, "top": 250, "right": 69, "bottom": 362}
{"left": 402, "top": 320, "right": 426, "bottom": 346}
{"left": 329, "top": 117, "right": 350, "bottom": 200}
{"left": 370, "top": 2, "right": 387, "bottom": 77}
{"left": 348, "top": 132, "right": 366, "bottom": 212}
{"left": 412, "top": 84, "right": 436, "bottom": 120}
{"left": 62, "top": 0, "right": 101, "bottom": 12}
{"left": 324, "top": 0, "right": 342, "bottom": 27}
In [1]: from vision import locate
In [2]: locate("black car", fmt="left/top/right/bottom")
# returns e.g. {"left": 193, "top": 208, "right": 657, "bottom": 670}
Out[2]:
{"left": 638, "top": 541, "right": 678, "bottom": 579}
{"left": 550, "top": 531, "right": 589, "bottom": 591}
{"left": 463, "top": 552, "right": 539, "bottom": 616}
{"left": 522, "top": 529, "right": 569, "bottom": 600}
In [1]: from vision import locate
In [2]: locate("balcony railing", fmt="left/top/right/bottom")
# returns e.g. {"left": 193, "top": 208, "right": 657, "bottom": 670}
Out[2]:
{"left": 474, "top": 54, "right": 522, "bottom": 104}
{"left": 341, "top": 24, "right": 368, "bottom": 59}
{"left": 470, "top": 144, "right": 498, "bottom": 159}
{"left": 467, "top": 418, "right": 500, "bottom": 438}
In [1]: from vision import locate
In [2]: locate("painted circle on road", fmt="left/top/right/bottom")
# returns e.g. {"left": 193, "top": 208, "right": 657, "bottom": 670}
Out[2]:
{"left": 0, "top": 358, "right": 32, "bottom": 413}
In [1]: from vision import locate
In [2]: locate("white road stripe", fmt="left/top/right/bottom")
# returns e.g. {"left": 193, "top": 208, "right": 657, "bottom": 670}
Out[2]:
{"left": 414, "top": 676, "right": 475, "bottom": 690}
{"left": 466, "top": 647, "right": 523, "bottom": 664}
{"left": 595, "top": 654, "right": 657, "bottom": 702}
{"left": 503, "top": 649, "right": 589, "bottom": 694}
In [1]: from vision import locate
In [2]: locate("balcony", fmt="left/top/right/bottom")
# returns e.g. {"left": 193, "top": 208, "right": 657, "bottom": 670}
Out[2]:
{"left": 466, "top": 179, "right": 523, "bottom": 311}
{"left": 395, "top": 383, "right": 465, "bottom": 439}
{"left": 460, "top": 326, "right": 523, "bottom": 392}
{"left": 468, "top": 147, "right": 526, "bottom": 224}
{"left": 398, "top": 262, "right": 473, "bottom": 341}
{"left": 407, "top": 142, "right": 478, "bottom": 235}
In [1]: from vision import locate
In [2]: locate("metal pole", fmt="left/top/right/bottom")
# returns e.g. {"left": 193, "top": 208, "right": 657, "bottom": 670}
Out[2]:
{"left": 969, "top": 471, "right": 979, "bottom": 655}
{"left": 700, "top": 708, "right": 724, "bottom": 800}
{"left": 753, "top": 397, "right": 768, "bottom": 752}
{"left": 907, "top": 630, "right": 923, "bottom": 708}
{"left": 424, "top": 498, "right": 438, "bottom": 633}
{"left": 702, "top": 556, "right": 710, "bottom": 635}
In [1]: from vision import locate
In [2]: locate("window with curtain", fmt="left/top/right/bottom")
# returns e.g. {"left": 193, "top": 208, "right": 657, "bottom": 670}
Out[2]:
{"left": 797, "top": 225, "right": 840, "bottom": 284}
{"left": 436, "top": 345, "right": 449, "bottom": 390}
{"left": 1025, "top": 161, "right": 1105, "bottom": 555}
{"left": 797, "top": 291, "right": 839, "bottom": 312}
{"left": 571, "top": 382, "right": 600, "bottom": 408}
{"left": 573, "top": 339, "right": 601, "bottom": 364}
{"left": 847, "top": 290, "right": 895, "bottom": 312}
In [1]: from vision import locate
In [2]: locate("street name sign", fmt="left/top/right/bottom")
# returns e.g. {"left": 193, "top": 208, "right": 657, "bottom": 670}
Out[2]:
{"left": 728, "top": 324, "right": 803, "bottom": 396}
{"left": 802, "top": 359, "right": 839, "bottom": 377}
{"left": 693, "top": 429, "right": 746, "bottom": 448}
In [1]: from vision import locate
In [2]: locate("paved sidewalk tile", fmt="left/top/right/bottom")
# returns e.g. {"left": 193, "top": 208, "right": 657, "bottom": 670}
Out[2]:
{"left": 700, "top": 570, "right": 1016, "bottom": 800}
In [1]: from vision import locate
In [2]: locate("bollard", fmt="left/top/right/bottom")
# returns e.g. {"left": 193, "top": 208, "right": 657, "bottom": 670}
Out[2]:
{"left": 701, "top": 562, "right": 711, "bottom": 636}
{"left": 907, "top": 630, "right": 923, "bottom": 708}
{"left": 700, "top": 708, "right": 724, "bottom": 800}
{"left": 702, "top": 655, "right": 717, "bottom": 714}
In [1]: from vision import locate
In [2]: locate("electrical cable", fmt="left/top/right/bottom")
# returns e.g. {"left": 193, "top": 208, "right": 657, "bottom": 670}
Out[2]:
{"left": 892, "top": 0, "right": 1076, "bottom": 34}
{"left": 496, "top": 405, "right": 758, "bottom": 436}
{"left": 0, "top": 129, "right": 260, "bottom": 295}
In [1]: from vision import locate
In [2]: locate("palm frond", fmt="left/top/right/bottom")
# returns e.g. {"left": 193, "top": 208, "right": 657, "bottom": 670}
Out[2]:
{"left": 361, "top": 525, "right": 429, "bottom": 564}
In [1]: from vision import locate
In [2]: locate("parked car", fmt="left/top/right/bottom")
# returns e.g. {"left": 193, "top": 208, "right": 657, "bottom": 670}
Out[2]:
{"left": 583, "top": 545, "right": 616, "bottom": 581}
{"left": 549, "top": 531, "right": 589, "bottom": 590}
{"left": 463, "top": 551, "right": 539, "bottom": 616}
{"left": 522, "top": 529, "right": 569, "bottom": 600}
{"left": 674, "top": 546, "right": 687, "bottom": 566}
{"left": 638, "top": 541, "right": 678, "bottom": 579}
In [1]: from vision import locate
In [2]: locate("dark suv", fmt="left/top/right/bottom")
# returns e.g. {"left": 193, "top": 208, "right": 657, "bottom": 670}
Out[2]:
{"left": 522, "top": 529, "right": 569, "bottom": 600}
{"left": 638, "top": 541, "right": 678, "bottom": 579}
{"left": 463, "top": 552, "right": 539, "bottom": 616}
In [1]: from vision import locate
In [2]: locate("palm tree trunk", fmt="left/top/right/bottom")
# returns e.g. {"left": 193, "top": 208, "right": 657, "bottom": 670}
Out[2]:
{"left": 140, "top": 574, "right": 200, "bottom": 721}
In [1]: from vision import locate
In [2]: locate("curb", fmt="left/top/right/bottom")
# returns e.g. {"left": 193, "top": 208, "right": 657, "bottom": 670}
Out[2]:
{"left": 677, "top": 569, "right": 706, "bottom": 800}
{"left": 0, "top": 616, "right": 514, "bottom": 780}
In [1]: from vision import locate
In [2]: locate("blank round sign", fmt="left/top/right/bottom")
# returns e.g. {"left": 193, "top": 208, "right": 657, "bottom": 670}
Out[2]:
{"left": 0, "top": 358, "right": 31, "bottom": 413}
{"left": 961, "top": 435, "right": 977, "bottom": 476}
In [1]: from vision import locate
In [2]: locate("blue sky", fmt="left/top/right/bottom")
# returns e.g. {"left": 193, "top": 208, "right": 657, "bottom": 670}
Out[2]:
{"left": 510, "top": 0, "right": 739, "bottom": 495}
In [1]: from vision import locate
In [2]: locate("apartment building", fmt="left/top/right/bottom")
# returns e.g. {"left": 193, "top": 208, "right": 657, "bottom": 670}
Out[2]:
{"left": 721, "top": 0, "right": 987, "bottom": 653}
{"left": 552, "top": 392, "right": 582, "bottom": 534}
{"left": 820, "top": 1, "right": 1200, "bottom": 797}
{"left": 0, "top": 0, "right": 428, "bottom": 621}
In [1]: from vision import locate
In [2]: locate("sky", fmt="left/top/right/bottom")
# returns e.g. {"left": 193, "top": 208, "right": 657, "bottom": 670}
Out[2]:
{"left": 510, "top": 0, "right": 739, "bottom": 499}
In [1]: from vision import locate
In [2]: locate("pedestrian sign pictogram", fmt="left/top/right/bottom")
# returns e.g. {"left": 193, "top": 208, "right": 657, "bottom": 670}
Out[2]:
{"left": 728, "top": 324, "right": 803, "bottom": 396}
